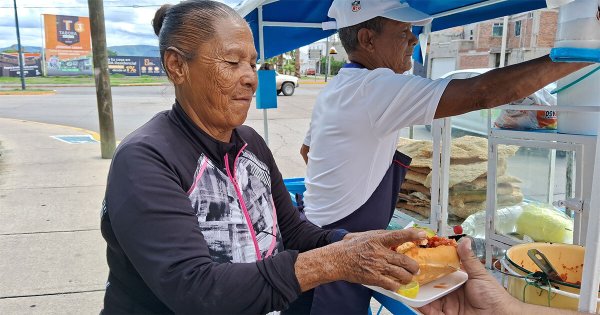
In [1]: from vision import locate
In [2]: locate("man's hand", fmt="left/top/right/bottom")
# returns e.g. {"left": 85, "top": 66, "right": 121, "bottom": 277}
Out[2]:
{"left": 300, "top": 144, "right": 310, "bottom": 164}
{"left": 418, "top": 238, "right": 516, "bottom": 315}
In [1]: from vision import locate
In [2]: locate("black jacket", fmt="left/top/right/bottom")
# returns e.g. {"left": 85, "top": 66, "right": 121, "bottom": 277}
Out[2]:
{"left": 101, "top": 102, "right": 346, "bottom": 314}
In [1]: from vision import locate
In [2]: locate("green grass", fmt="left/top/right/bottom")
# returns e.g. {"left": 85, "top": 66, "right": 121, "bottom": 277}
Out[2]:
{"left": 0, "top": 75, "right": 169, "bottom": 86}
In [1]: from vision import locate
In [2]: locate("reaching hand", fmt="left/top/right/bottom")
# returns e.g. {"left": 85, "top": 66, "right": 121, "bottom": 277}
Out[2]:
{"left": 418, "top": 238, "right": 516, "bottom": 315}
{"left": 335, "top": 228, "right": 427, "bottom": 291}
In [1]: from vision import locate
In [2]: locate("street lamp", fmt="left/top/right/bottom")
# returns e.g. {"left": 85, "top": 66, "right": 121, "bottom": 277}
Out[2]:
{"left": 325, "top": 44, "right": 338, "bottom": 82}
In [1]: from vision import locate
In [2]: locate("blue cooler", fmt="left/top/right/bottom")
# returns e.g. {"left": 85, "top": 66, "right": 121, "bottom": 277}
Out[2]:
{"left": 283, "top": 177, "right": 306, "bottom": 206}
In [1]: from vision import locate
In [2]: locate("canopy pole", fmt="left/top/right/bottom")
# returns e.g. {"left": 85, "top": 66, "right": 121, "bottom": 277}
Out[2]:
{"left": 579, "top": 133, "right": 600, "bottom": 312}
{"left": 499, "top": 15, "right": 508, "bottom": 67}
{"left": 258, "top": 5, "right": 269, "bottom": 146}
{"left": 325, "top": 36, "right": 330, "bottom": 82}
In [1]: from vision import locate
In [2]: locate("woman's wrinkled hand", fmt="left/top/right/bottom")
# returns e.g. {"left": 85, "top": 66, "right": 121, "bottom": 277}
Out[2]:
{"left": 333, "top": 228, "right": 426, "bottom": 291}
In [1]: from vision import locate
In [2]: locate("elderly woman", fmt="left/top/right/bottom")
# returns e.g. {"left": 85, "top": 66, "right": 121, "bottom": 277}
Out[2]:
{"left": 100, "top": 1, "right": 425, "bottom": 314}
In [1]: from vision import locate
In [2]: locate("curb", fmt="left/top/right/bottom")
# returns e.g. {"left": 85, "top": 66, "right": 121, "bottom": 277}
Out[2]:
{"left": 298, "top": 81, "right": 327, "bottom": 85}
{"left": 0, "top": 90, "right": 57, "bottom": 96}
{"left": 3, "top": 118, "right": 102, "bottom": 142}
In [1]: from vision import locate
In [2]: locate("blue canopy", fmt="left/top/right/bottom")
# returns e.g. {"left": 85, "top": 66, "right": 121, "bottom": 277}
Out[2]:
{"left": 241, "top": 0, "right": 549, "bottom": 61}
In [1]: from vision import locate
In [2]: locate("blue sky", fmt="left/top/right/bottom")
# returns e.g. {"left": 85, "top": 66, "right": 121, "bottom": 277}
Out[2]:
{"left": 0, "top": 0, "right": 243, "bottom": 48}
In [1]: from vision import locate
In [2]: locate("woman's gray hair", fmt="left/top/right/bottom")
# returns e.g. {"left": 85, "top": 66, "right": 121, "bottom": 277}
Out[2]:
{"left": 152, "top": 0, "right": 245, "bottom": 78}
{"left": 338, "top": 17, "right": 387, "bottom": 53}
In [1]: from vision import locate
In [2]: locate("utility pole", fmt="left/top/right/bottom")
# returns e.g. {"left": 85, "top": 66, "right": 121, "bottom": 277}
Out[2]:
{"left": 12, "top": 0, "right": 26, "bottom": 90}
{"left": 325, "top": 36, "right": 330, "bottom": 82}
{"left": 88, "top": 0, "right": 116, "bottom": 159}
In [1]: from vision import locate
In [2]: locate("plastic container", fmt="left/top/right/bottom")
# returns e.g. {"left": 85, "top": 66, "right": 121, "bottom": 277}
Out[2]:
{"left": 554, "top": 0, "right": 600, "bottom": 135}
{"left": 461, "top": 206, "right": 523, "bottom": 239}
{"left": 556, "top": 65, "right": 600, "bottom": 135}
{"left": 502, "top": 242, "right": 600, "bottom": 311}
{"left": 554, "top": 0, "right": 600, "bottom": 49}
{"left": 283, "top": 177, "right": 306, "bottom": 206}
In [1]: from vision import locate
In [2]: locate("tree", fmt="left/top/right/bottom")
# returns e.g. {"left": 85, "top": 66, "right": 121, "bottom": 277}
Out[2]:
{"left": 107, "top": 49, "right": 118, "bottom": 57}
{"left": 294, "top": 48, "right": 300, "bottom": 77}
{"left": 283, "top": 63, "right": 295, "bottom": 74}
{"left": 276, "top": 54, "right": 284, "bottom": 73}
{"left": 320, "top": 56, "right": 345, "bottom": 76}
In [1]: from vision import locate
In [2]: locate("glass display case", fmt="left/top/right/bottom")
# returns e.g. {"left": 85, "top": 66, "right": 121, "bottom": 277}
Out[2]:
{"left": 392, "top": 124, "right": 437, "bottom": 230}
{"left": 484, "top": 128, "right": 598, "bottom": 267}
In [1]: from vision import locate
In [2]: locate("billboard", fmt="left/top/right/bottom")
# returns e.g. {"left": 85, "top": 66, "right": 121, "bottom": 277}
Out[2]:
{"left": 140, "top": 57, "right": 166, "bottom": 76}
{"left": 42, "top": 14, "right": 92, "bottom": 76}
{"left": 107, "top": 56, "right": 166, "bottom": 76}
{"left": 0, "top": 52, "right": 42, "bottom": 77}
{"left": 108, "top": 56, "right": 140, "bottom": 76}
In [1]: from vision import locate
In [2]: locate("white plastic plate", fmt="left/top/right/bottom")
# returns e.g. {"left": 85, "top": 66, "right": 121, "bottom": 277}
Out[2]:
{"left": 365, "top": 270, "right": 468, "bottom": 308}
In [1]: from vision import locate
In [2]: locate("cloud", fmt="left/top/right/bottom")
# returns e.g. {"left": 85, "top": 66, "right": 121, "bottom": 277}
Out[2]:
{"left": 0, "top": 0, "right": 180, "bottom": 47}
{"left": 0, "top": 0, "right": 268, "bottom": 48}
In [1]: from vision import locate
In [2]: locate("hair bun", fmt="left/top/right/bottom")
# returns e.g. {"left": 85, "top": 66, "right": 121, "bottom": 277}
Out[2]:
{"left": 152, "top": 4, "right": 173, "bottom": 36}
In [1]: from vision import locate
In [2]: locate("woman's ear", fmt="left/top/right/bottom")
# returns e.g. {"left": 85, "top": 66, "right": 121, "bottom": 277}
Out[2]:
{"left": 164, "top": 49, "right": 187, "bottom": 85}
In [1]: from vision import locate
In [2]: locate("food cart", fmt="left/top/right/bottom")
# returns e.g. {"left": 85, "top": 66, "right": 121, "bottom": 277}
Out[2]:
{"left": 231, "top": 0, "right": 600, "bottom": 312}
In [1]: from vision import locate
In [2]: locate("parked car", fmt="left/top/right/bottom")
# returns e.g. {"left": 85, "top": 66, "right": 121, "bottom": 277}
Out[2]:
{"left": 306, "top": 68, "right": 316, "bottom": 75}
{"left": 276, "top": 72, "right": 299, "bottom": 96}
{"left": 437, "top": 68, "right": 557, "bottom": 136}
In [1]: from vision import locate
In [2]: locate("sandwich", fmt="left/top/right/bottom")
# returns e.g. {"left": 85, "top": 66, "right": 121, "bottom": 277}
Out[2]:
{"left": 395, "top": 234, "right": 460, "bottom": 285}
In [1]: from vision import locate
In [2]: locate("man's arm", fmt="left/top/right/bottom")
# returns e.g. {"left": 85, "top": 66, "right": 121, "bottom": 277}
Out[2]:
{"left": 435, "top": 55, "right": 591, "bottom": 119}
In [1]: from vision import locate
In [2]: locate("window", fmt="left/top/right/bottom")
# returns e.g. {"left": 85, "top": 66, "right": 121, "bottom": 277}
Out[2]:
{"left": 515, "top": 20, "right": 522, "bottom": 37}
{"left": 492, "top": 23, "right": 503, "bottom": 37}
{"left": 494, "top": 53, "right": 509, "bottom": 68}
{"left": 469, "top": 29, "right": 474, "bottom": 40}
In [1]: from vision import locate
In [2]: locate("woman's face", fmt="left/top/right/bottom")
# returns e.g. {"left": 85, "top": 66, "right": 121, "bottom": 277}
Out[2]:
{"left": 183, "top": 18, "right": 258, "bottom": 134}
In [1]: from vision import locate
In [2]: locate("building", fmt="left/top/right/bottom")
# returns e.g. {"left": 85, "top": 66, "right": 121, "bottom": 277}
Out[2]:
{"left": 427, "top": 8, "right": 558, "bottom": 78}
{"left": 302, "top": 34, "right": 349, "bottom": 74}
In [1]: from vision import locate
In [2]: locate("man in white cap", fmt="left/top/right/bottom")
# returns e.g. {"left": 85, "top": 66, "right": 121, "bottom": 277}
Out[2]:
{"left": 291, "top": 0, "right": 592, "bottom": 314}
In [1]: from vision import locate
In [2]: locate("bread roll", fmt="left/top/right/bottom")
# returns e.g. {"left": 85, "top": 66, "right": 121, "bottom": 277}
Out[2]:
{"left": 396, "top": 242, "right": 460, "bottom": 285}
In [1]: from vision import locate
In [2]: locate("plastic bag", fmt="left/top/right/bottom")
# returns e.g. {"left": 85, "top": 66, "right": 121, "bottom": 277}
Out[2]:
{"left": 461, "top": 205, "right": 522, "bottom": 239}
{"left": 494, "top": 86, "right": 557, "bottom": 130}
{"left": 515, "top": 202, "right": 573, "bottom": 244}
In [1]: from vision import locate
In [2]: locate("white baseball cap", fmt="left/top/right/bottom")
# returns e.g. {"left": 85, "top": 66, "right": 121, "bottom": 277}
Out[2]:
{"left": 322, "top": 0, "right": 432, "bottom": 30}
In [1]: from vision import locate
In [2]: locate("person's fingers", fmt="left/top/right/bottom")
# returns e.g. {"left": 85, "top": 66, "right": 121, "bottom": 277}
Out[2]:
{"left": 374, "top": 276, "right": 404, "bottom": 292}
{"left": 418, "top": 300, "right": 444, "bottom": 315}
{"left": 386, "top": 251, "right": 420, "bottom": 275}
{"left": 381, "top": 263, "right": 415, "bottom": 285}
{"left": 378, "top": 228, "right": 427, "bottom": 248}
{"left": 457, "top": 238, "right": 488, "bottom": 279}
{"left": 441, "top": 290, "right": 461, "bottom": 314}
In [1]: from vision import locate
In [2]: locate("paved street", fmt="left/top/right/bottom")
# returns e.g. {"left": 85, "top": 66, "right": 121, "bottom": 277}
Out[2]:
{"left": 0, "top": 83, "right": 570, "bottom": 314}
{"left": 0, "top": 85, "right": 396, "bottom": 314}
{"left": 0, "top": 84, "right": 323, "bottom": 178}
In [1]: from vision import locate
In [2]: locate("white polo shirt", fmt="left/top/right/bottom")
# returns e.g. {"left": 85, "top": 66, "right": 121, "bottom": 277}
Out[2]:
{"left": 303, "top": 67, "right": 451, "bottom": 227}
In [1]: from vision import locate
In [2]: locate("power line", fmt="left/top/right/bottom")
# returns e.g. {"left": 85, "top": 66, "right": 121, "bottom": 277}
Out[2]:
{"left": 0, "top": 4, "right": 163, "bottom": 9}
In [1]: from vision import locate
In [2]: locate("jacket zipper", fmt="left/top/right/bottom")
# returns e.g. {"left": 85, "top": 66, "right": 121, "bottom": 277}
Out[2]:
{"left": 224, "top": 144, "right": 263, "bottom": 261}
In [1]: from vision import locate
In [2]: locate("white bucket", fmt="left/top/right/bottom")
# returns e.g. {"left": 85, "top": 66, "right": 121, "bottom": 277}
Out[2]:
{"left": 555, "top": 0, "right": 600, "bottom": 135}
{"left": 557, "top": 65, "right": 600, "bottom": 135}
{"left": 554, "top": 0, "right": 600, "bottom": 49}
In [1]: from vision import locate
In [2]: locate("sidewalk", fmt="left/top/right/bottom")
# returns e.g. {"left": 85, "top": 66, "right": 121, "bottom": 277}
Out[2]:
{"left": 0, "top": 118, "right": 393, "bottom": 314}
{"left": 0, "top": 118, "right": 110, "bottom": 314}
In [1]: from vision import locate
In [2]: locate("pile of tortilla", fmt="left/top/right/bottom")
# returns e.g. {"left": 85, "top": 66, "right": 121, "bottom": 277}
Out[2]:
{"left": 396, "top": 136, "right": 523, "bottom": 219}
